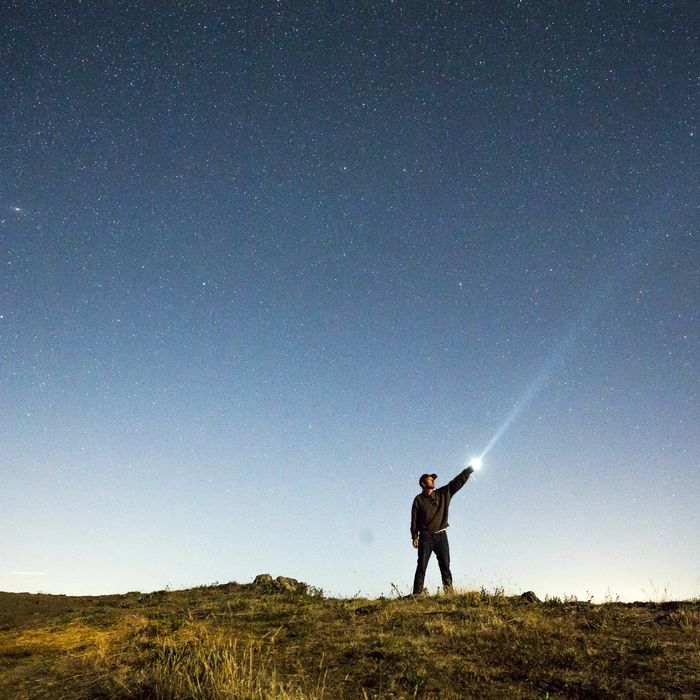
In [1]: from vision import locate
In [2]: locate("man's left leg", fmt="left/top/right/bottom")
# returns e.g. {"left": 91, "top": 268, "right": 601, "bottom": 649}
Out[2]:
{"left": 434, "top": 531, "right": 453, "bottom": 592}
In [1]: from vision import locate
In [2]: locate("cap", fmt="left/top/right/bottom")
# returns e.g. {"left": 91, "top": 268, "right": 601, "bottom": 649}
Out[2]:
{"left": 419, "top": 473, "right": 437, "bottom": 486}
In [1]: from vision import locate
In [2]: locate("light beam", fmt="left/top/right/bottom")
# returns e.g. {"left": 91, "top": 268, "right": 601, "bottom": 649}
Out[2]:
{"left": 472, "top": 309, "right": 593, "bottom": 464}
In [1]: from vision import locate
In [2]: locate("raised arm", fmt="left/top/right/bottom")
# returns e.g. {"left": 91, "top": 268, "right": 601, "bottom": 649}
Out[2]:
{"left": 447, "top": 466, "right": 474, "bottom": 496}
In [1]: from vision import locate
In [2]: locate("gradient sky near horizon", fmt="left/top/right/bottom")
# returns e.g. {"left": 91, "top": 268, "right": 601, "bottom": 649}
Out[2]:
{"left": 2, "top": 1, "right": 698, "bottom": 602}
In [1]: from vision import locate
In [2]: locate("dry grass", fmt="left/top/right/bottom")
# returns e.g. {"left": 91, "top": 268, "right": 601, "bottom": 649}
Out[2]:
{"left": 1, "top": 583, "right": 699, "bottom": 699}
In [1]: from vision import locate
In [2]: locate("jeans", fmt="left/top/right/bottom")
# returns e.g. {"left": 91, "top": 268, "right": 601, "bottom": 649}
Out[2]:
{"left": 413, "top": 530, "right": 452, "bottom": 594}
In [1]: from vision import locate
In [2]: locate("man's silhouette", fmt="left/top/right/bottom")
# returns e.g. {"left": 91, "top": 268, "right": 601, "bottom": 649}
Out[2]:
{"left": 410, "top": 467, "right": 474, "bottom": 595}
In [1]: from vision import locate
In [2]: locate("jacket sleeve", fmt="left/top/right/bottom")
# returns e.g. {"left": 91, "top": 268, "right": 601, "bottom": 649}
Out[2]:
{"left": 447, "top": 467, "right": 473, "bottom": 496}
{"left": 410, "top": 497, "right": 419, "bottom": 539}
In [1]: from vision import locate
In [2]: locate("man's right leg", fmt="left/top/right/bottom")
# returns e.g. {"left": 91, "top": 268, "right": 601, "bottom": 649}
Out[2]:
{"left": 433, "top": 531, "right": 453, "bottom": 592}
{"left": 412, "top": 532, "right": 433, "bottom": 595}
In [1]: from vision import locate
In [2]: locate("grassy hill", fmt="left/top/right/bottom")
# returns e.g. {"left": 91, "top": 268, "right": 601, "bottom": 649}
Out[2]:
{"left": 1, "top": 579, "right": 698, "bottom": 699}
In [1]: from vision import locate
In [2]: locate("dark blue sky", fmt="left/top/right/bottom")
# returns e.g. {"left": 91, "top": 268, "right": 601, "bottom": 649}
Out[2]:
{"left": 2, "top": 1, "right": 698, "bottom": 599}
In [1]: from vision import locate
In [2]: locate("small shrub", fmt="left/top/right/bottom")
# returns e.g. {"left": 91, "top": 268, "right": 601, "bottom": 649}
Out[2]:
{"left": 634, "top": 638, "right": 664, "bottom": 656}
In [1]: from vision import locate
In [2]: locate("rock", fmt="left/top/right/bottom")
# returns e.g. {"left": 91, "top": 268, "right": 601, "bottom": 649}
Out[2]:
{"left": 252, "top": 573, "right": 307, "bottom": 594}
{"left": 253, "top": 574, "right": 274, "bottom": 588}
{"left": 521, "top": 591, "right": 541, "bottom": 603}
{"left": 275, "top": 576, "right": 307, "bottom": 594}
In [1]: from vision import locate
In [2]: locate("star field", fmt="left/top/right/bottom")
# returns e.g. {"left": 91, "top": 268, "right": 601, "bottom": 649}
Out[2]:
{"left": 1, "top": 1, "right": 698, "bottom": 599}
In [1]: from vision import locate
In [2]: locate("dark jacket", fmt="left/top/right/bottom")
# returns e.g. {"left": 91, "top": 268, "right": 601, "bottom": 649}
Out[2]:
{"left": 410, "top": 468, "right": 473, "bottom": 539}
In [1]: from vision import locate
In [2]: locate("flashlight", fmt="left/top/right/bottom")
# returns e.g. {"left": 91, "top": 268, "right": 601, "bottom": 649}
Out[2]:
{"left": 469, "top": 457, "right": 483, "bottom": 470}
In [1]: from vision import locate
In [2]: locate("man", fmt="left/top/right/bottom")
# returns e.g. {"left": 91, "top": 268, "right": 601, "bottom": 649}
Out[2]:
{"left": 410, "top": 466, "right": 474, "bottom": 595}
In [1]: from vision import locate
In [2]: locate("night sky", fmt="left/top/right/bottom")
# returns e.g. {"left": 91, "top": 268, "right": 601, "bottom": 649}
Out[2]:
{"left": 2, "top": 1, "right": 698, "bottom": 601}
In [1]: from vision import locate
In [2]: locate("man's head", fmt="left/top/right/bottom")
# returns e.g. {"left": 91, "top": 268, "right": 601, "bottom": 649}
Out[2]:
{"left": 419, "top": 473, "right": 437, "bottom": 492}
